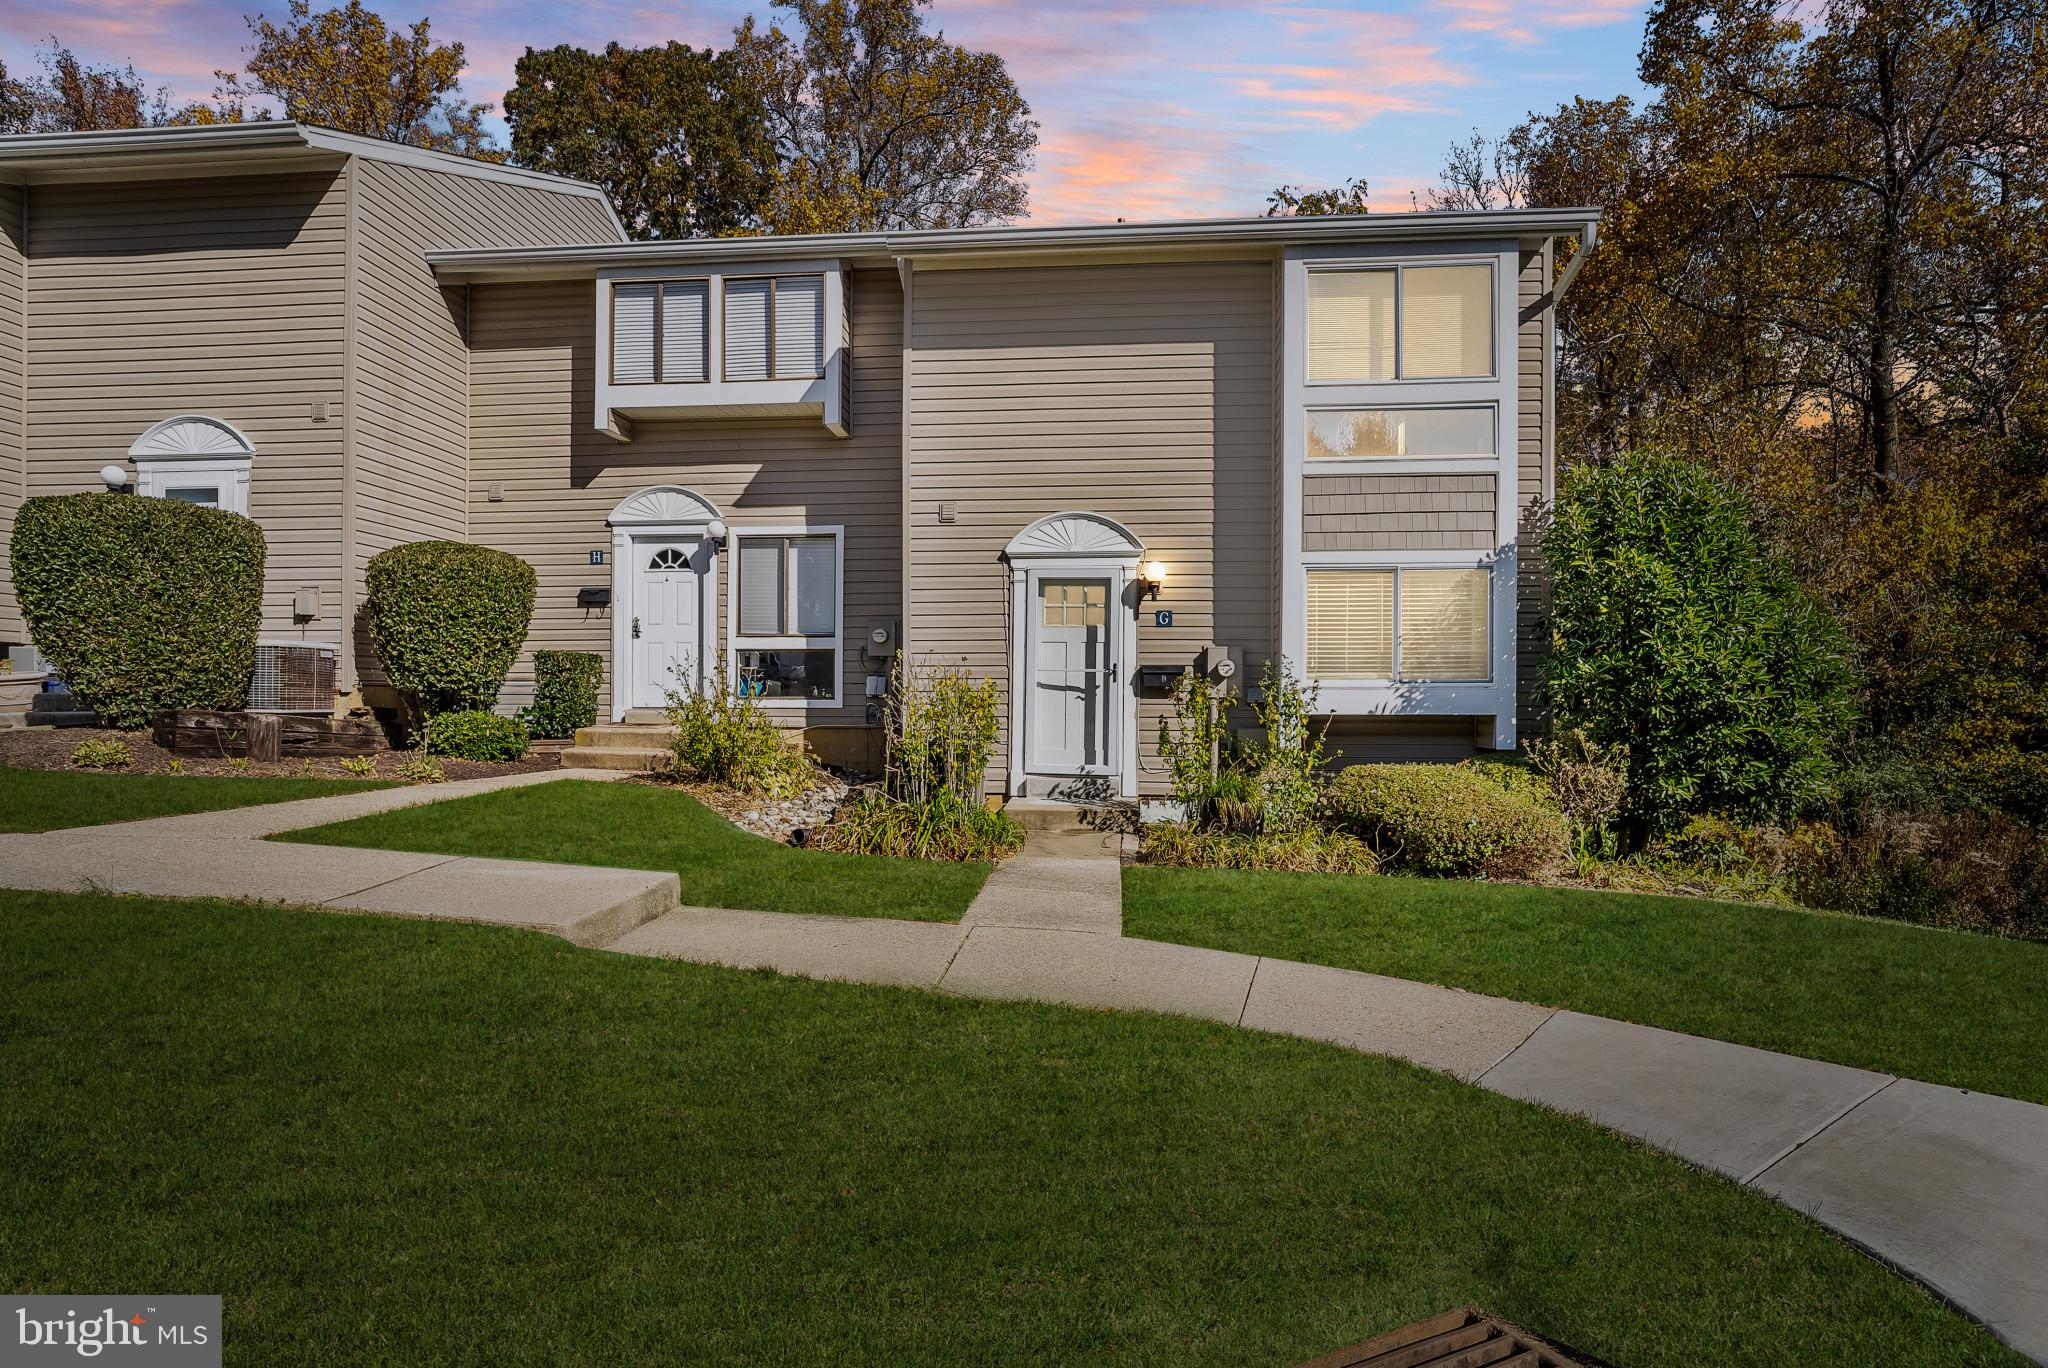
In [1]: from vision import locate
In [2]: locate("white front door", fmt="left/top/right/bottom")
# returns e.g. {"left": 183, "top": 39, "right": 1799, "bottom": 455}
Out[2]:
{"left": 1029, "top": 577, "right": 1115, "bottom": 774}
{"left": 630, "top": 540, "right": 705, "bottom": 709}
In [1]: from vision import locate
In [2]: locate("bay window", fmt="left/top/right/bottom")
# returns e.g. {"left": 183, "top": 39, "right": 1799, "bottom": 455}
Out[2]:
{"left": 730, "top": 529, "right": 842, "bottom": 703}
{"left": 1305, "top": 566, "right": 1491, "bottom": 682}
{"left": 609, "top": 279, "right": 709, "bottom": 385}
{"left": 723, "top": 274, "right": 824, "bottom": 382}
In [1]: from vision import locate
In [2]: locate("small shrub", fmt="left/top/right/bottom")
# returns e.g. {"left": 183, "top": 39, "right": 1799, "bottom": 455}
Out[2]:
{"left": 166, "top": 758, "right": 185, "bottom": 775}
{"left": 298, "top": 758, "right": 317, "bottom": 778}
{"left": 818, "top": 788, "right": 1024, "bottom": 861}
{"left": 1155, "top": 656, "right": 1328, "bottom": 835}
{"left": 424, "top": 709, "right": 531, "bottom": 762}
{"left": 395, "top": 751, "right": 446, "bottom": 784}
{"left": 364, "top": 541, "right": 536, "bottom": 718}
{"left": 12, "top": 493, "right": 265, "bottom": 729}
{"left": 227, "top": 757, "right": 251, "bottom": 772}
{"left": 667, "top": 656, "right": 817, "bottom": 797}
{"left": 1324, "top": 762, "right": 1568, "bottom": 880}
{"left": 1547, "top": 450, "right": 1858, "bottom": 830}
{"left": 340, "top": 756, "right": 378, "bottom": 779}
{"left": 1137, "top": 822, "right": 1377, "bottom": 874}
{"left": 1790, "top": 810, "right": 2047, "bottom": 939}
{"left": 69, "top": 738, "right": 133, "bottom": 769}
{"left": 885, "top": 653, "right": 1002, "bottom": 806}
{"left": 1524, "top": 727, "right": 1630, "bottom": 844}
{"left": 522, "top": 650, "right": 603, "bottom": 739}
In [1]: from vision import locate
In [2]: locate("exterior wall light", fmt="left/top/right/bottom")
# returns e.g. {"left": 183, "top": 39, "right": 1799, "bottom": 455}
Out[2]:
{"left": 1141, "top": 559, "right": 1167, "bottom": 599}
{"left": 99, "top": 464, "right": 130, "bottom": 492}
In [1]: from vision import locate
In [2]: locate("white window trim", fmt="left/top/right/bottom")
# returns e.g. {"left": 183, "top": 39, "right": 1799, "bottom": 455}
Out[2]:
{"left": 134, "top": 457, "right": 251, "bottom": 515}
{"left": 1282, "top": 241, "right": 1521, "bottom": 748}
{"left": 725, "top": 524, "right": 845, "bottom": 710}
{"left": 1304, "top": 257, "right": 1500, "bottom": 387}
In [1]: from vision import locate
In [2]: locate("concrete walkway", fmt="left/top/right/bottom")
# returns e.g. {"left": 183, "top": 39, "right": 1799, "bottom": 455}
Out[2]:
{"left": 2, "top": 778, "right": 2043, "bottom": 1361}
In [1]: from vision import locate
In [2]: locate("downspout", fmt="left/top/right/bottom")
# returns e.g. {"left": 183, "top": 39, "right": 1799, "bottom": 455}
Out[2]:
{"left": 895, "top": 254, "right": 914, "bottom": 659}
{"left": 338, "top": 155, "right": 361, "bottom": 703}
{"left": 1548, "top": 219, "right": 1598, "bottom": 305}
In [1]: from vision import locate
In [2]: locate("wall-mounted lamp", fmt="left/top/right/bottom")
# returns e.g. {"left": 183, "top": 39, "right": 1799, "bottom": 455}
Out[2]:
{"left": 98, "top": 464, "right": 130, "bottom": 493}
{"left": 1140, "top": 559, "right": 1168, "bottom": 600}
{"left": 705, "top": 518, "right": 728, "bottom": 549}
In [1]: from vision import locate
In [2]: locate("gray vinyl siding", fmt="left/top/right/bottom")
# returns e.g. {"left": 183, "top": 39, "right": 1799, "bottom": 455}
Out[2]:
{"left": 0, "top": 184, "right": 24, "bottom": 642}
{"left": 1303, "top": 473, "right": 1494, "bottom": 551}
{"left": 346, "top": 157, "right": 627, "bottom": 684}
{"left": 1516, "top": 243, "right": 1551, "bottom": 733}
{"left": 23, "top": 171, "right": 349, "bottom": 642}
{"left": 466, "top": 268, "right": 903, "bottom": 722}
{"left": 905, "top": 261, "right": 1275, "bottom": 795}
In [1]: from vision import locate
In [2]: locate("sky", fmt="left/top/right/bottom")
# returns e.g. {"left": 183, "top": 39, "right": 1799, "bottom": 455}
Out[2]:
{"left": 0, "top": 0, "right": 1650, "bottom": 224}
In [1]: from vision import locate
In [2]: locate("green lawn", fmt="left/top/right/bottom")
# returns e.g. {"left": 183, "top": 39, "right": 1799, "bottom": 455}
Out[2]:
{"left": 0, "top": 763, "right": 390, "bottom": 833}
{"left": 275, "top": 780, "right": 990, "bottom": 921}
{"left": 1125, "top": 866, "right": 2048, "bottom": 1104}
{"left": 0, "top": 888, "right": 2022, "bottom": 1367}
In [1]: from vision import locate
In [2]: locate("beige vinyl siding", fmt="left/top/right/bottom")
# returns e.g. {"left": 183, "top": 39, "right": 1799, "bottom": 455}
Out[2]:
{"left": 0, "top": 184, "right": 25, "bottom": 641}
{"left": 25, "top": 171, "right": 349, "bottom": 641}
{"left": 346, "top": 157, "right": 624, "bottom": 685}
{"left": 905, "top": 261, "right": 1275, "bottom": 795}
{"left": 1302, "top": 473, "right": 1495, "bottom": 551}
{"left": 1516, "top": 242, "right": 1551, "bottom": 732}
{"left": 466, "top": 268, "right": 902, "bottom": 722}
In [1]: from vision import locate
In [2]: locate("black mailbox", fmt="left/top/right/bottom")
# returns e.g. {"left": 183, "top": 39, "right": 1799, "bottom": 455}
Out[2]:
{"left": 1135, "top": 664, "right": 1188, "bottom": 691}
{"left": 577, "top": 587, "right": 612, "bottom": 608}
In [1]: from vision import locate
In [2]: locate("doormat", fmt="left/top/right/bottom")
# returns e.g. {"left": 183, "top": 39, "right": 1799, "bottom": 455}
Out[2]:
{"left": 1297, "top": 1305, "right": 1586, "bottom": 1368}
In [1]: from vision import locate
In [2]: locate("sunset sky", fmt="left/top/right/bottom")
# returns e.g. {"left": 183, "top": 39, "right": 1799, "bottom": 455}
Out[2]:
{"left": 0, "top": 0, "right": 1649, "bottom": 223}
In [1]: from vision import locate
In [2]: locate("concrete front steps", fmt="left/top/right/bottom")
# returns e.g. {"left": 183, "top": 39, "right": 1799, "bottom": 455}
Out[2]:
{"left": 563, "top": 721, "right": 674, "bottom": 772}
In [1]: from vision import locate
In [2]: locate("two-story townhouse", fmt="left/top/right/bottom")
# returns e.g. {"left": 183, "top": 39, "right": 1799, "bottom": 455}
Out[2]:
{"left": 0, "top": 123, "right": 1598, "bottom": 799}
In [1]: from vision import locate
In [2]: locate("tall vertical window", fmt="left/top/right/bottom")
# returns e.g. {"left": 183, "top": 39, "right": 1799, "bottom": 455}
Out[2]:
{"left": 1306, "top": 262, "right": 1495, "bottom": 382}
{"left": 1305, "top": 567, "right": 1491, "bottom": 681}
{"left": 731, "top": 530, "right": 842, "bottom": 702}
{"left": 723, "top": 274, "right": 825, "bottom": 382}
{"left": 610, "top": 279, "right": 709, "bottom": 384}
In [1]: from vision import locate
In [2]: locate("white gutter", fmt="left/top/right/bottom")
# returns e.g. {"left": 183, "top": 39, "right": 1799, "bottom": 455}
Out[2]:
{"left": 1549, "top": 219, "right": 1600, "bottom": 303}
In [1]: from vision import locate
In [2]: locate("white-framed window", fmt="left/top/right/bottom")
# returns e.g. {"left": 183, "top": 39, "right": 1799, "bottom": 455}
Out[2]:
{"left": 1305, "top": 405, "right": 1496, "bottom": 461}
{"left": 1306, "top": 262, "right": 1495, "bottom": 383}
{"left": 135, "top": 457, "right": 251, "bottom": 515}
{"left": 1305, "top": 565, "right": 1491, "bottom": 682}
{"left": 610, "top": 278, "right": 711, "bottom": 385}
{"left": 723, "top": 274, "right": 825, "bottom": 382}
{"left": 729, "top": 527, "right": 843, "bottom": 705}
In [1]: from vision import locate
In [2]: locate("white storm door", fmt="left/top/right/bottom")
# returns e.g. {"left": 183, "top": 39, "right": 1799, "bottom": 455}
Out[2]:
{"left": 1030, "top": 577, "right": 1114, "bottom": 774}
{"left": 631, "top": 541, "right": 704, "bottom": 708}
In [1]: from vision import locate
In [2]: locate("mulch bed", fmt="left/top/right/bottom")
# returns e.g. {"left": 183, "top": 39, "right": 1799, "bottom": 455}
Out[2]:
{"left": 0, "top": 726, "right": 561, "bottom": 783}
{"left": 624, "top": 772, "right": 855, "bottom": 844}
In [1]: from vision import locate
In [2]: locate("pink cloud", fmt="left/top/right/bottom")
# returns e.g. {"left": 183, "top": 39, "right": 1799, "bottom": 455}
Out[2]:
{"left": 1027, "top": 107, "right": 1279, "bottom": 223}
{"left": 1429, "top": 0, "right": 1643, "bottom": 45}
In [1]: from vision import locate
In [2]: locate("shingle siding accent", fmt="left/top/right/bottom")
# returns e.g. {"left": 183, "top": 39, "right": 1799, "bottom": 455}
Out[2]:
{"left": 22, "top": 171, "right": 350, "bottom": 643}
{"left": 904, "top": 260, "right": 1275, "bottom": 795}
{"left": 465, "top": 269, "right": 903, "bottom": 723}
{"left": 1302, "top": 473, "right": 1496, "bottom": 551}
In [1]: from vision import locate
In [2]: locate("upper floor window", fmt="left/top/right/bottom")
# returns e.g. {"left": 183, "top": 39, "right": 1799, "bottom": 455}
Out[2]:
{"left": 611, "top": 279, "right": 709, "bottom": 385}
{"left": 723, "top": 275, "right": 824, "bottom": 382}
{"left": 1305, "top": 406, "right": 1495, "bottom": 460}
{"left": 1306, "top": 263, "right": 1494, "bottom": 383}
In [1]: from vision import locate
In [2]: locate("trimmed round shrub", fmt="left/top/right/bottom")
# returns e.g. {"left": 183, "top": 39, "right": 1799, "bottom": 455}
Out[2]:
{"left": 364, "top": 541, "right": 536, "bottom": 716}
{"left": 521, "top": 649, "right": 603, "bottom": 738}
{"left": 11, "top": 492, "right": 265, "bottom": 729}
{"left": 1324, "top": 762, "right": 1568, "bottom": 880}
{"left": 1547, "top": 450, "right": 1857, "bottom": 829}
{"left": 424, "top": 709, "right": 531, "bottom": 761}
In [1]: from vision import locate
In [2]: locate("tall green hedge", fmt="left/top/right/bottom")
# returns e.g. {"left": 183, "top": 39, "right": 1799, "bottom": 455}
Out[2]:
{"left": 11, "top": 492, "right": 265, "bottom": 729}
{"left": 1546, "top": 450, "right": 1857, "bottom": 828}
{"left": 522, "top": 649, "right": 603, "bottom": 738}
{"left": 364, "top": 541, "right": 536, "bottom": 716}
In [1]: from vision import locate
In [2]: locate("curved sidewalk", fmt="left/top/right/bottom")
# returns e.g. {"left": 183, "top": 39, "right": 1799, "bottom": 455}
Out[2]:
{"left": 2, "top": 782, "right": 2043, "bottom": 1362}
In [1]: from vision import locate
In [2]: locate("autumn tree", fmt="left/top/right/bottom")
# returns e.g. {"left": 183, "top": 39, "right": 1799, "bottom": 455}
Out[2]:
{"left": 506, "top": 43, "right": 777, "bottom": 239}
{"left": 0, "top": 43, "right": 177, "bottom": 132}
{"left": 1264, "top": 177, "right": 1371, "bottom": 216}
{"left": 728, "top": 0, "right": 1038, "bottom": 233}
{"left": 236, "top": 0, "right": 498, "bottom": 157}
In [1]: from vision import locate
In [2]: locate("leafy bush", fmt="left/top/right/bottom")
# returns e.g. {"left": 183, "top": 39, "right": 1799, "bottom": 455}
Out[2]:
{"left": 1790, "top": 810, "right": 2047, "bottom": 940}
{"left": 68, "top": 737, "right": 133, "bottom": 769}
{"left": 395, "top": 751, "right": 445, "bottom": 784}
{"left": 424, "top": 709, "right": 531, "bottom": 761}
{"left": 1547, "top": 450, "right": 1858, "bottom": 830}
{"left": 1524, "top": 727, "right": 1630, "bottom": 852}
{"left": 363, "top": 541, "right": 536, "bottom": 718}
{"left": 12, "top": 493, "right": 265, "bottom": 729}
{"left": 818, "top": 788, "right": 1024, "bottom": 862}
{"left": 885, "top": 653, "right": 1001, "bottom": 806}
{"left": 1156, "top": 657, "right": 1328, "bottom": 836}
{"left": 521, "top": 650, "right": 603, "bottom": 739}
{"left": 666, "top": 656, "right": 817, "bottom": 797}
{"left": 1137, "top": 822, "right": 1377, "bottom": 874}
{"left": 1325, "top": 762, "right": 1569, "bottom": 880}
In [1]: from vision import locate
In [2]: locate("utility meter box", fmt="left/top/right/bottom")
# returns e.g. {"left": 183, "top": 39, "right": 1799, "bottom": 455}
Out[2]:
{"left": 863, "top": 618, "right": 899, "bottom": 661}
{"left": 1196, "top": 643, "right": 1239, "bottom": 683}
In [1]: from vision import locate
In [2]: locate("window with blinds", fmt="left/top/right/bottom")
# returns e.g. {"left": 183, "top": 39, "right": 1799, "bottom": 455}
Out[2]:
{"left": 734, "top": 533, "right": 838, "bottom": 638}
{"left": 724, "top": 274, "right": 825, "bottom": 382}
{"left": 1306, "top": 566, "right": 1491, "bottom": 681}
{"left": 611, "top": 279, "right": 709, "bottom": 384}
{"left": 1306, "top": 262, "right": 1494, "bottom": 382}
